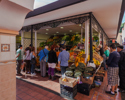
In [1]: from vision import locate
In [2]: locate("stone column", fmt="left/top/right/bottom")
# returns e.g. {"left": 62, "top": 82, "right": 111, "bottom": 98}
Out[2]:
{"left": 0, "top": 32, "right": 16, "bottom": 100}
{"left": 21, "top": 30, "right": 24, "bottom": 53}
{"left": 35, "top": 31, "right": 37, "bottom": 53}
{"left": 85, "top": 20, "right": 89, "bottom": 63}
{"left": 81, "top": 24, "right": 83, "bottom": 43}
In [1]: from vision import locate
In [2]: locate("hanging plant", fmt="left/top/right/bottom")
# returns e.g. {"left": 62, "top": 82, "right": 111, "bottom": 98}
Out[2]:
{"left": 93, "top": 36, "right": 99, "bottom": 41}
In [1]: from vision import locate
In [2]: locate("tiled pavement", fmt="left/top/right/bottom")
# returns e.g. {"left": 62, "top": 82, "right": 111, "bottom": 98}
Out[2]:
{"left": 16, "top": 79, "right": 65, "bottom": 100}
{"left": 16, "top": 72, "right": 124, "bottom": 100}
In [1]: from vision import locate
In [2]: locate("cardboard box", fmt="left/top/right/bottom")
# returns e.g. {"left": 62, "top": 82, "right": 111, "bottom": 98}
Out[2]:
{"left": 59, "top": 77, "right": 77, "bottom": 88}
{"left": 81, "top": 75, "right": 95, "bottom": 85}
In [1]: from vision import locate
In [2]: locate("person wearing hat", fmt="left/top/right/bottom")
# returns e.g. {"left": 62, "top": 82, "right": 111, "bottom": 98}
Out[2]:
{"left": 117, "top": 45, "right": 125, "bottom": 92}
{"left": 16, "top": 45, "right": 23, "bottom": 75}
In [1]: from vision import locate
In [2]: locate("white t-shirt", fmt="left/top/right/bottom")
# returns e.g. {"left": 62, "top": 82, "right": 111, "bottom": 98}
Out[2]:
{"left": 25, "top": 50, "right": 31, "bottom": 60}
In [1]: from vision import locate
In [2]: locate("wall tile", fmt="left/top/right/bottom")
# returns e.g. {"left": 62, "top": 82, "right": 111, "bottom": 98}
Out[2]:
{"left": 0, "top": 35, "right": 10, "bottom": 44}
{"left": 10, "top": 36, "right": 16, "bottom": 44}
{"left": 0, "top": 52, "right": 11, "bottom": 61}
{"left": 10, "top": 51, "right": 16, "bottom": 60}
{"left": 10, "top": 43, "right": 16, "bottom": 52}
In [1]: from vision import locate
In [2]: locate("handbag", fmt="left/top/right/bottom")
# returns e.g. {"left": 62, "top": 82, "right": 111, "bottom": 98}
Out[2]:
{"left": 30, "top": 52, "right": 36, "bottom": 64}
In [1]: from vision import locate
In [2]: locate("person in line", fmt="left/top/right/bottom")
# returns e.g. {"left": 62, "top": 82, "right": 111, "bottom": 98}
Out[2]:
{"left": 25, "top": 47, "right": 31, "bottom": 74}
{"left": 30, "top": 47, "right": 37, "bottom": 76}
{"left": 58, "top": 45, "right": 69, "bottom": 75}
{"left": 48, "top": 45, "right": 58, "bottom": 80}
{"left": 16, "top": 45, "right": 23, "bottom": 76}
{"left": 117, "top": 45, "right": 125, "bottom": 93}
{"left": 98, "top": 45, "right": 107, "bottom": 70}
{"left": 38, "top": 46, "right": 49, "bottom": 77}
{"left": 104, "top": 46, "right": 110, "bottom": 60}
{"left": 106, "top": 43, "right": 120, "bottom": 95}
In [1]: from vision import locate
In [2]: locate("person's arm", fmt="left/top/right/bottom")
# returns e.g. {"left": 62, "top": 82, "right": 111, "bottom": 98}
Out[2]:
{"left": 16, "top": 54, "right": 20, "bottom": 58}
{"left": 33, "top": 52, "right": 37, "bottom": 57}
{"left": 106, "top": 53, "right": 114, "bottom": 66}
{"left": 119, "top": 52, "right": 123, "bottom": 64}
{"left": 104, "top": 50, "right": 108, "bottom": 57}
{"left": 58, "top": 53, "right": 61, "bottom": 67}
{"left": 25, "top": 51, "right": 29, "bottom": 59}
{"left": 38, "top": 50, "right": 41, "bottom": 57}
{"left": 16, "top": 50, "right": 20, "bottom": 58}
{"left": 68, "top": 52, "right": 70, "bottom": 60}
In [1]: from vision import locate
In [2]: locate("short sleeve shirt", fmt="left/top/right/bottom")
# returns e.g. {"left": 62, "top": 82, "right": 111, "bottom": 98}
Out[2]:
{"left": 16, "top": 49, "right": 22, "bottom": 60}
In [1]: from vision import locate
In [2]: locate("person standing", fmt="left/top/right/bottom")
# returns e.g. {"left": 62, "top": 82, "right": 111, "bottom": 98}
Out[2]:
{"left": 16, "top": 45, "right": 23, "bottom": 75}
{"left": 106, "top": 44, "right": 120, "bottom": 95}
{"left": 58, "top": 45, "right": 69, "bottom": 75}
{"left": 48, "top": 46, "right": 58, "bottom": 80}
{"left": 117, "top": 45, "right": 125, "bottom": 92}
{"left": 98, "top": 45, "right": 107, "bottom": 70}
{"left": 25, "top": 47, "right": 31, "bottom": 74}
{"left": 104, "top": 46, "right": 110, "bottom": 60}
{"left": 38, "top": 46, "right": 49, "bottom": 77}
{"left": 30, "top": 47, "right": 37, "bottom": 76}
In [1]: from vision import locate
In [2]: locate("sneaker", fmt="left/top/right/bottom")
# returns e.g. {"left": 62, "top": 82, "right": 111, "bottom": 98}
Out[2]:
{"left": 31, "top": 73, "right": 36, "bottom": 76}
{"left": 105, "top": 91, "right": 115, "bottom": 95}
{"left": 119, "top": 90, "right": 125, "bottom": 93}
{"left": 110, "top": 89, "right": 117, "bottom": 93}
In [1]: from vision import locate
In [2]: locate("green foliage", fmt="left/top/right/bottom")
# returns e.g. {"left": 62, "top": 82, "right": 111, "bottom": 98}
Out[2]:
{"left": 93, "top": 36, "right": 99, "bottom": 41}
{"left": 119, "top": 23, "right": 125, "bottom": 33}
{"left": 40, "top": 42, "right": 46, "bottom": 47}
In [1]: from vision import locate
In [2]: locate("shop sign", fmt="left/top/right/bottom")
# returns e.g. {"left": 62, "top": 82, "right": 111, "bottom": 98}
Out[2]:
{"left": 77, "top": 44, "right": 84, "bottom": 50}
{"left": 1, "top": 44, "right": 10, "bottom": 52}
{"left": 112, "top": 39, "right": 115, "bottom": 43}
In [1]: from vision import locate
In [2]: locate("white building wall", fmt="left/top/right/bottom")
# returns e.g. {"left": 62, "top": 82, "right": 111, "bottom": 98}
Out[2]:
{"left": 122, "top": 23, "right": 125, "bottom": 42}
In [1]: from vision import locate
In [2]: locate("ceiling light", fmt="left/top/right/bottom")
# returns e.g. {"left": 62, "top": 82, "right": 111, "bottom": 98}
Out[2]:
{"left": 46, "top": 33, "right": 48, "bottom": 34}
{"left": 46, "top": 29, "right": 49, "bottom": 31}
{"left": 56, "top": 32, "right": 59, "bottom": 33}
{"left": 70, "top": 30, "right": 72, "bottom": 32}
{"left": 79, "top": 24, "right": 81, "bottom": 26}
{"left": 60, "top": 27, "right": 64, "bottom": 29}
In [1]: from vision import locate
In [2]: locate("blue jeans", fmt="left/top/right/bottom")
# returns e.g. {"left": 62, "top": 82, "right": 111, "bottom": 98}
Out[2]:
{"left": 61, "top": 66, "right": 68, "bottom": 75}
{"left": 31, "top": 64, "right": 35, "bottom": 73}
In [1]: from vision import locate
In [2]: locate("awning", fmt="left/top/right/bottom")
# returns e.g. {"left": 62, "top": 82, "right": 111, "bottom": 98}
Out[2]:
{"left": 23, "top": 0, "right": 125, "bottom": 39}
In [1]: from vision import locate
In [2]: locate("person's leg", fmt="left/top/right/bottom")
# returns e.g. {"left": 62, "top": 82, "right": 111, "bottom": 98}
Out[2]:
{"left": 17, "top": 60, "right": 21, "bottom": 74}
{"left": 31, "top": 64, "right": 35, "bottom": 74}
{"left": 61, "top": 66, "right": 68, "bottom": 75}
{"left": 60, "top": 66, "right": 65, "bottom": 75}
{"left": 51, "top": 68, "right": 55, "bottom": 76}
{"left": 40, "top": 60, "right": 43, "bottom": 77}
{"left": 48, "top": 67, "right": 51, "bottom": 79}
{"left": 43, "top": 61, "right": 46, "bottom": 77}
{"left": 111, "top": 86, "right": 115, "bottom": 93}
{"left": 51, "top": 68, "right": 55, "bottom": 80}
{"left": 33, "top": 64, "right": 36, "bottom": 73}
{"left": 103, "top": 55, "right": 107, "bottom": 70}
{"left": 28, "top": 60, "right": 31, "bottom": 73}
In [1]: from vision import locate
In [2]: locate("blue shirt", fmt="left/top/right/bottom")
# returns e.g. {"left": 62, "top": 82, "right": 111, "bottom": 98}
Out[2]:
{"left": 58, "top": 50, "right": 69, "bottom": 67}
{"left": 106, "top": 51, "right": 120, "bottom": 67}
{"left": 38, "top": 48, "right": 49, "bottom": 61}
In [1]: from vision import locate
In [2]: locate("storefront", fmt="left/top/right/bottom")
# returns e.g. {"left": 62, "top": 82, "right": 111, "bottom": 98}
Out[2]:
{"left": 17, "top": 0, "right": 125, "bottom": 99}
